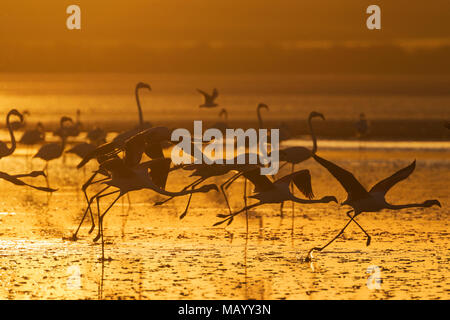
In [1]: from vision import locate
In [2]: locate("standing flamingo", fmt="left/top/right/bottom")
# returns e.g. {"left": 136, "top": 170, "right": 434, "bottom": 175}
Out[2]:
{"left": 0, "top": 109, "right": 23, "bottom": 159}
{"left": 10, "top": 110, "right": 29, "bottom": 131}
{"left": 306, "top": 154, "right": 441, "bottom": 261}
{"left": 20, "top": 122, "right": 45, "bottom": 146}
{"left": 33, "top": 117, "right": 73, "bottom": 184}
{"left": 113, "top": 82, "right": 152, "bottom": 143}
{"left": 278, "top": 111, "right": 325, "bottom": 221}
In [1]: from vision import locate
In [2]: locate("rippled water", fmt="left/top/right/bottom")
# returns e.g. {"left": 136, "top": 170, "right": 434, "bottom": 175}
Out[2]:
{"left": 0, "top": 145, "right": 448, "bottom": 299}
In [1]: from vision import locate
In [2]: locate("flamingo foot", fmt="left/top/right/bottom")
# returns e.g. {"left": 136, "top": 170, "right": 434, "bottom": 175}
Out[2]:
{"left": 366, "top": 236, "right": 371, "bottom": 246}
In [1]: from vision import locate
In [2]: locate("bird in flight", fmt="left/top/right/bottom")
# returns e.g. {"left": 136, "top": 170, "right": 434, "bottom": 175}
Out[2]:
{"left": 197, "top": 88, "right": 219, "bottom": 108}
{"left": 306, "top": 154, "right": 441, "bottom": 261}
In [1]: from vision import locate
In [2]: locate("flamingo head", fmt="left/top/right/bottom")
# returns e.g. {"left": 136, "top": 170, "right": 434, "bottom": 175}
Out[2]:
{"left": 423, "top": 200, "right": 441, "bottom": 208}
{"left": 257, "top": 103, "right": 269, "bottom": 111}
{"left": 310, "top": 111, "right": 325, "bottom": 121}
{"left": 200, "top": 184, "right": 219, "bottom": 193}
{"left": 137, "top": 82, "right": 152, "bottom": 91}
{"left": 321, "top": 196, "right": 338, "bottom": 204}
{"left": 8, "top": 109, "right": 24, "bottom": 123}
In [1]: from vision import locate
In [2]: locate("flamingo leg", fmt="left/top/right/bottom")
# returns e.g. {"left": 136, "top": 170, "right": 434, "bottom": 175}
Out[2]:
{"left": 279, "top": 202, "right": 284, "bottom": 218}
{"left": 179, "top": 178, "right": 205, "bottom": 219}
{"left": 220, "top": 172, "right": 243, "bottom": 215}
{"left": 244, "top": 177, "right": 249, "bottom": 236}
{"left": 93, "top": 190, "right": 121, "bottom": 243}
{"left": 154, "top": 177, "right": 203, "bottom": 206}
{"left": 347, "top": 211, "right": 371, "bottom": 246}
{"left": 72, "top": 185, "right": 110, "bottom": 240}
{"left": 291, "top": 163, "right": 295, "bottom": 235}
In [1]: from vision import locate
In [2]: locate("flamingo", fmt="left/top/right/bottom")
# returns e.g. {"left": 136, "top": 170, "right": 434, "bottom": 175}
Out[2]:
{"left": 256, "top": 103, "right": 268, "bottom": 129}
{"left": 66, "top": 142, "right": 97, "bottom": 160}
{"left": 197, "top": 88, "right": 219, "bottom": 108}
{"left": 214, "top": 167, "right": 337, "bottom": 234}
{"left": 278, "top": 111, "right": 325, "bottom": 219}
{"left": 113, "top": 82, "right": 152, "bottom": 143}
{"left": 0, "top": 109, "right": 23, "bottom": 159}
{"left": 20, "top": 122, "right": 45, "bottom": 146}
{"left": 210, "top": 108, "right": 228, "bottom": 134}
{"left": 71, "top": 127, "right": 172, "bottom": 238}
{"left": 86, "top": 157, "right": 219, "bottom": 261}
{"left": 87, "top": 126, "right": 107, "bottom": 145}
{"left": 10, "top": 110, "right": 29, "bottom": 131}
{"left": 306, "top": 154, "right": 441, "bottom": 261}
{"left": 33, "top": 117, "right": 73, "bottom": 183}
{"left": 54, "top": 110, "right": 82, "bottom": 139}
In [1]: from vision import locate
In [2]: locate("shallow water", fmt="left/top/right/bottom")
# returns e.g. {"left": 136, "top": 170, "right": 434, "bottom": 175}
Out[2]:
{"left": 0, "top": 144, "right": 448, "bottom": 299}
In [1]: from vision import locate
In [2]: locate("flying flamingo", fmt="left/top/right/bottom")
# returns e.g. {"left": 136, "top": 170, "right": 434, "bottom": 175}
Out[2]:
{"left": 86, "top": 157, "right": 219, "bottom": 261}
{"left": 33, "top": 117, "right": 73, "bottom": 184}
{"left": 214, "top": 167, "right": 337, "bottom": 234}
{"left": 72, "top": 126, "right": 172, "bottom": 238}
{"left": 197, "top": 88, "right": 219, "bottom": 108}
{"left": 0, "top": 109, "right": 23, "bottom": 159}
{"left": 278, "top": 111, "right": 325, "bottom": 219}
{"left": 305, "top": 154, "right": 441, "bottom": 261}
{"left": 113, "top": 82, "right": 152, "bottom": 143}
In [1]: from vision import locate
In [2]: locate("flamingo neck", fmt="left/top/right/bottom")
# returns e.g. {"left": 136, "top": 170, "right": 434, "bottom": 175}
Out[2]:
{"left": 308, "top": 115, "right": 318, "bottom": 154}
{"left": 257, "top": 107, "right": 264, "bottom": 129}
{"left": 386, "top": 202, "right": 428, "bottom": 210}
{"left": 5, "top": 112, "right": 17, "bottom": 156}
{"left": 135, "top": 87, "right": 144, "bottom": 127}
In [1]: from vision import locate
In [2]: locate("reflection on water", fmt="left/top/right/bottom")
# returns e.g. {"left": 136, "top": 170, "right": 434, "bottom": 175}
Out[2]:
{"left": 0, "top": 147, "right": 448, "bottom": 299}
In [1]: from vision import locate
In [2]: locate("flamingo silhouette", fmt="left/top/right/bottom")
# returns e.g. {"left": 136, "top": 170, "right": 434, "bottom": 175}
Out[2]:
{"left": 54, "top": 110, "right": 82, "bottom": 139}
{"left": 197, "top": 88, "right": 219, "bottom": 108}
{"left": 10, "top": 110, "right": 29, "bottom": 131}
{"left": 256, "top": 103, "right": 269, "bottom": 129}
{"left": 278, "top": 111, "right": 325, "bottom": 219}
{"left": 214, "top": 167, "right": 337, "bottom": 233}
{"left": 71, "top": 126, "right": 172, "bottom": 239}
{"left": 306, "top": 154, "right": 441, "bottom": 261}
{"left": 87, "top": 126, "right": 107, "bottom": 145}
{"left": 113, "top": 82, "right": 152, "bottom": 143}
{"left": 33, "top": 117, "right": 73, "bottom": 184}
{"left": 20, "top": 122, "right": 45, "bottom": 146}
{"left": 88, "top": 157, "right": 219, "bottom": 261}
{"left": 0, "top": 109, "right": 23, "bottom": 159}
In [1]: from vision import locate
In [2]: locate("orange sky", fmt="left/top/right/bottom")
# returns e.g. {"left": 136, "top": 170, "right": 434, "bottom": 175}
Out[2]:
{"left": 1, "top": 1, "right": 449, "bottom": 43}
{"left": 1, "top": 1, "right": 450, "bottom": 73}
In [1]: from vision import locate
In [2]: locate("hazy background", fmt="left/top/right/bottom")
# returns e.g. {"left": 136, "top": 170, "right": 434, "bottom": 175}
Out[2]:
{"left": 1, "top": 0, "right": 450, "bottom": 73}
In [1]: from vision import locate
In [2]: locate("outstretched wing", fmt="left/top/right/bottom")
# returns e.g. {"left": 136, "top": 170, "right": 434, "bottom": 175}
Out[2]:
{"left": 275, "top": 170, "right": 314, "bottom": 199}
{"left": 369, "top": 160, "right": 416, "bottom": 196}
{"left": 140, "top": 158, "right": 172, "bottom": 189}
{"left": 313, "top": 154, "right": 369, "bottom": 201}
{"left": 243, "top": 168, "right": 274, "bottom": 192}
{"left": 211, "top": 88, "right": 219, "bottom": 100}
{"left": 197, "top": 89, "right": 210, "bottom": 100}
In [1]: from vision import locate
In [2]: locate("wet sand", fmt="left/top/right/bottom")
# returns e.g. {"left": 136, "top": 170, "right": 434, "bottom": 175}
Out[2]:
{"left": 0, "top": 145, "right": 448, "bottom": 300}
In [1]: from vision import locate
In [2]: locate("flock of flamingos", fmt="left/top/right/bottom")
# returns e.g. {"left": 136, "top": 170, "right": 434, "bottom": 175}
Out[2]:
{"left": 0, "top": 82, "right": 442, "bottom": 262}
